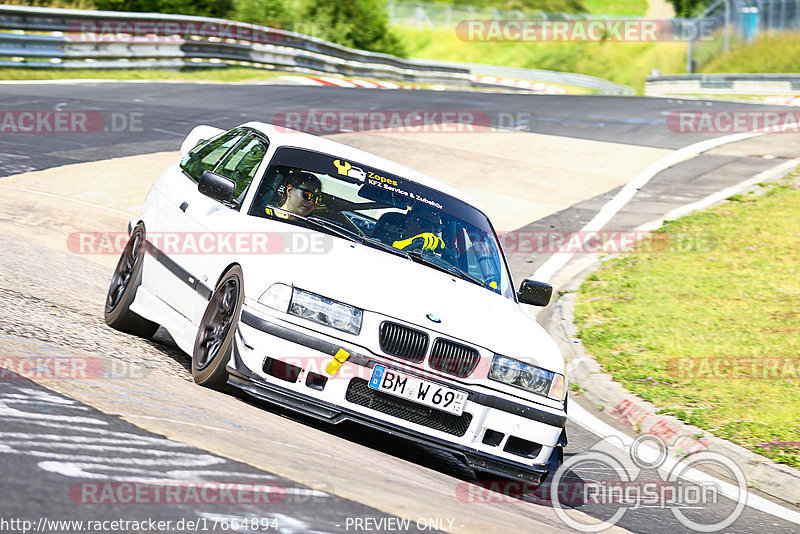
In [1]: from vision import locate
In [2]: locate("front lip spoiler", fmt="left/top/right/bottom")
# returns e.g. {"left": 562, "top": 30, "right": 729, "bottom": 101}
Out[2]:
{"left": 227, "top": 341, "right": 553, "bottom": 484}
{"left": 240, "top": 309, "right": 567, "bottom": 428}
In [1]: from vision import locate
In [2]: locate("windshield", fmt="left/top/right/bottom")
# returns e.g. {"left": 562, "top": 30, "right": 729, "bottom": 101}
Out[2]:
{"left": 248, "top": 147, "right": 514, "bottom": 300}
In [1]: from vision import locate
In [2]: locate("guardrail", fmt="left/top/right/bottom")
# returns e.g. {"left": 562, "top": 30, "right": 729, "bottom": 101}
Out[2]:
{"left": 646, "top": 74, "right": 800, "bottom": 96}
{"left": 0, "top": 5, "right": 470, "bottom": 84}
{"left": 427, "top": 61, "right": 636, "bottom": 96}
{"left": 0, "top": 5, "right": 634, "bottom": 95}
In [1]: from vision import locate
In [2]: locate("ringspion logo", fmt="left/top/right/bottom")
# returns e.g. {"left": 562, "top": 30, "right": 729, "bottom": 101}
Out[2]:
{"left": 550, "top": 435, "right": 747, "bottom": 532}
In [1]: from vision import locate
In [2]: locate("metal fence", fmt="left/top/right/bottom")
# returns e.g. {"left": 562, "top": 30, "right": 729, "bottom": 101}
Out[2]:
{"left": 424, "top": 60, "right": 636, "bottom": 95}
{"left": 388, "top": 0, "right": 800, "bottom": 32}
{"left": 0, "top": 4, "right": 638, "bottom": 95}
{"left": 0, "top": 4, "right": 470, "bottom": 84}
{"left": 684, "top": 0, "right": 800, "bottom": 73}
{"left": 695, "top": 0, "right": 800, "bottom": 42}
{"left": 645, "top": 73, "right": 800, "bottom": 95}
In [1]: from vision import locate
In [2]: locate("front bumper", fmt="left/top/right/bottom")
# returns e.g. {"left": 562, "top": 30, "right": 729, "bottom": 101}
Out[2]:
{"left": 230, "top": 307, "right": 568, "bottom": 483}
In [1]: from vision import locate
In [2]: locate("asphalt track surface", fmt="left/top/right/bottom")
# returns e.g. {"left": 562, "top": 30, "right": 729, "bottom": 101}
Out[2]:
{"left": 0, "top": 82, "right": 798, "bottom": 534}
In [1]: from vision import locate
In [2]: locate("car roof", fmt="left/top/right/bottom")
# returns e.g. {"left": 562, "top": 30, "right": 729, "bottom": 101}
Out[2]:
{"left": 241, "top": 121, "right": 486, "bottom": 212}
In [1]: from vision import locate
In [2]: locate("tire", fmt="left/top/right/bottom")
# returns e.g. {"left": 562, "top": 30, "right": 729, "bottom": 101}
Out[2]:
{"left": 192, "top": 265, "right": 243, "bottom": 391}
{"left": 105, "top": 223, "right": 159, "bottom": 339}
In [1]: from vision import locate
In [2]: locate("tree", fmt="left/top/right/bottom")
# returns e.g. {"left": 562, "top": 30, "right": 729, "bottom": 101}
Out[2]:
{"left": 231, "top": 0, "right": 287, "bottom": 26}
{"left": 93, "top": 0, "right": 233, "bottom": 18}
{"left": 301, "top": 0, "right": 407, "bottom": 57}
{"left": 668, "top": 0, "right": 707, "bottom": 17}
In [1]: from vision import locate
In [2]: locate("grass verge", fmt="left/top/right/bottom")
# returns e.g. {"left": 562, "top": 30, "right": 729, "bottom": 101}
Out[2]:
{"left": 702, "top": 32, "right": 800, "bottom": 74}
{"left": 0, "top": 67, "right": 289, "bottom": 82}
{"left": 0, "top": 66, "right": 595, "bottom": 93}
{"left": 581, "top": 0, "right": 648, "bottom": 16}
{"left": 397, "top": 26, "right": 687, "bottom": 93}
{"left": 574, "top": 167, "right": 800, "bottom": 469}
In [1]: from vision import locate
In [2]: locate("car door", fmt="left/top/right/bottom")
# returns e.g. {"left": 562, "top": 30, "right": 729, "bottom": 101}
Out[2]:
{"left": 182, "top": 132, "right": 271, "bottom": 322}
{"left": 142, "top": 128, "right": 248, "bottom": 321}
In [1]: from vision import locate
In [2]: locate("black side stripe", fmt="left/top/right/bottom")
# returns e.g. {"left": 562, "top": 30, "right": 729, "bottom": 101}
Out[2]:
{"left": 145, "top": 240, "right": 213, "bottom": 301}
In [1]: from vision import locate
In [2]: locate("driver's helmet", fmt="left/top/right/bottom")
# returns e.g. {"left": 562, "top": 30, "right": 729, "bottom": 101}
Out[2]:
{"left": 406, "top": 203, "right": 443, "bottom": 234}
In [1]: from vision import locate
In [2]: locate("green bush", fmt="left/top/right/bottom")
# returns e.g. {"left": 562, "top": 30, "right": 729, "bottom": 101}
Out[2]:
{"left": 668, "top": 0, "right": 706, "bottom": 17}
{"left": 93, "top": 0, "right": 233, "bottom": 18}
{"left": 422, "top": 0, "right": 587, "bottom": 13}
{"left": 702, "top": 32, "right": 800, "bottom": 73}
{"left": 230, "top": 0, "right": 287, "bottom": 26}
{"left": 300, "top": 0, "right": 407, "bottom": 57}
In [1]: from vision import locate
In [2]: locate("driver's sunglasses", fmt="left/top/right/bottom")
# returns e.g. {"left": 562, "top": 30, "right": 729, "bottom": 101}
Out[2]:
{"left": 295, "top": 187, "right": 324, "bottom": 206}
{"left": 410, "top": 214, "right": 442, "bottom": 233}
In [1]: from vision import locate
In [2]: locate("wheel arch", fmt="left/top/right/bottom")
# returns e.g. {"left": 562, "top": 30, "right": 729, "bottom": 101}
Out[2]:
{"left": 214, "top": 262, "right": 244, "bottom": 291}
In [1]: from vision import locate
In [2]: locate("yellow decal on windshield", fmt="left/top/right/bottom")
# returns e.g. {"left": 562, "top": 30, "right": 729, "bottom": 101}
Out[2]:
{"left": 333, "top": 159, "right": 351, "bottom": 175}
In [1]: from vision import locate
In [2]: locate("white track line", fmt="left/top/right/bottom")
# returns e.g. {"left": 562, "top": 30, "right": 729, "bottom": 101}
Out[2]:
{"left": 532, "top": 130, "right": 778, "bottom": 283}
{"left": 541, "top": 126, "right": 800, "bottom": 524}
{"left": 636, "top": 157, "right": 800, "bottom": 232}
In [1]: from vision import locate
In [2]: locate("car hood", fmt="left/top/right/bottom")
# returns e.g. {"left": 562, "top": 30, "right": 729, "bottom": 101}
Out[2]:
{"left": 241, "top": 230, "right": 564, "bottom": 374}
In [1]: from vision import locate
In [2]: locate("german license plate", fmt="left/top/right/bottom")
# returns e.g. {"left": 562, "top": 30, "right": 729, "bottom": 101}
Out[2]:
{"left": 368, "top": 365, "right": 467, "bottom": 416}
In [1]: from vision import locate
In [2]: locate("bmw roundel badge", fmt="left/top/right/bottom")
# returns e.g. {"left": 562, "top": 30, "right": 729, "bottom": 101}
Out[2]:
{"left": 426, "top": 313, "right": 441, "bottom": 323}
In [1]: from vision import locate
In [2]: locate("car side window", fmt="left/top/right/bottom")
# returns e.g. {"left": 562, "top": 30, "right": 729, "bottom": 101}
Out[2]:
{"left": 214, "top": 135, "right": 269, "bottom": 200}
{"left": 180, "top": 129, "right": 246, "bottom": 182}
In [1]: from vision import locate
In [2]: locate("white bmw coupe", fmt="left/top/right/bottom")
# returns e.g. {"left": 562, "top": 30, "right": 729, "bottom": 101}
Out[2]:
{"left": 105, "top": 122, "right": 568, "bottom": 484}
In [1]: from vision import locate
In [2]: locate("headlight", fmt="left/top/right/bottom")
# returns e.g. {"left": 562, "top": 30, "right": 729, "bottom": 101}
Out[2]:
{"left": 271, "top": 287, "right": 363, "bottom": 335}
{"left": 258, "top": 285, "right": 363, "bottom": 335}
{"left": 258, "top": 283, "right": 292, "bottom": 311}
{"left": 489, "top": 354, "right": 565, "bottom": 401}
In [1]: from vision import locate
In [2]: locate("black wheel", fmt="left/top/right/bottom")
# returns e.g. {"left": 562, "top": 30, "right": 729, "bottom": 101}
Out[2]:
{"left": 105, "top": 223, "right": 159, "bottom": 338}
{"left": 192, "top": 265, "right": 243, "bottom": 390}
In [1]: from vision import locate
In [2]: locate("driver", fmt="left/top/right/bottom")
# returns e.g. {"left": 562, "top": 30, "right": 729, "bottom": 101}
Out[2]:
{"left": 392, "top": 204, "right": 445, "bottom": 252}
{"left": 268, "top": 170, "right": 323, "bottom": 220}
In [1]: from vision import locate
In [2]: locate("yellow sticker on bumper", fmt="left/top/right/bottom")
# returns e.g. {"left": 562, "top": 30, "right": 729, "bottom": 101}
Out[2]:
{"left": 325, "top": 348, "right": 351, "bottom": 376}
{"left": 325, "top": 359, "right": 343, "bottom": 376}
